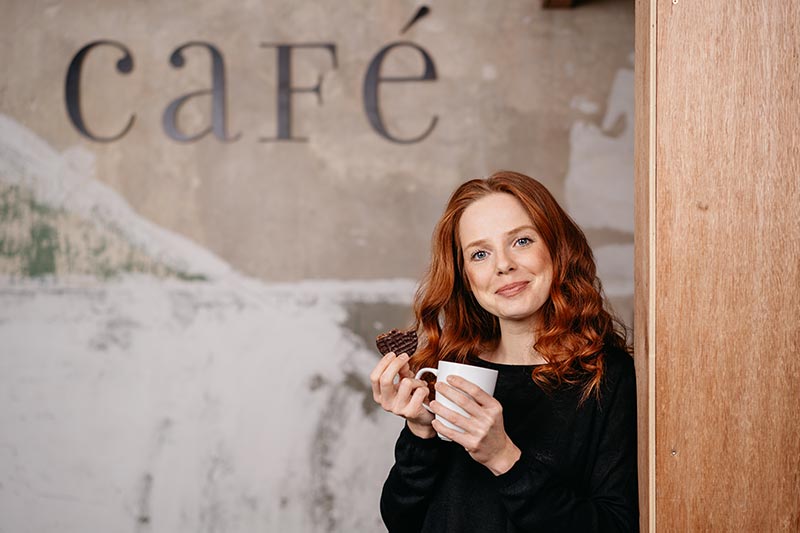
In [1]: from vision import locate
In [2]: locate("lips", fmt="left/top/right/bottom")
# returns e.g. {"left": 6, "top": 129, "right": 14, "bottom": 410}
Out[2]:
{"left": 495, "top": 281, "right": 529, "bottom": 297}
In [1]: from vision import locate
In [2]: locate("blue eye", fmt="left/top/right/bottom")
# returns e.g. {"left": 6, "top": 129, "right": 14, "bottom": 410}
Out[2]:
{"left": 470, "top": 250, "right": 488, "bottom": 261}
{"left": 516, "top": 237, "right": 532, "bottom": 246}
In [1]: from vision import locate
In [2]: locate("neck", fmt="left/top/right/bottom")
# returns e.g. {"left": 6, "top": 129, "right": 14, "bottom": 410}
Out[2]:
{"left": 487, "top": 317, "right": 547, "bottom": 365}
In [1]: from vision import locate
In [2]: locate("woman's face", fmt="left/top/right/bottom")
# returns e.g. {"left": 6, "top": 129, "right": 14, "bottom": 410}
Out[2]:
{"left": 458, "top": 192, "right": 554, "bottom": 327}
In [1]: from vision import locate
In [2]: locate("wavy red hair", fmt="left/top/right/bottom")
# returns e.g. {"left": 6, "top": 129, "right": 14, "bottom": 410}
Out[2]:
{"left": 409, "top": 170, "right": 629, "bottom": 402}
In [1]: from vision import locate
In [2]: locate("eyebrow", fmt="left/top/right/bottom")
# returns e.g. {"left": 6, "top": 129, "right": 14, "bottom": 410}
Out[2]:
{"left": 463, "top": 225, "right": 538, "bottom": 250}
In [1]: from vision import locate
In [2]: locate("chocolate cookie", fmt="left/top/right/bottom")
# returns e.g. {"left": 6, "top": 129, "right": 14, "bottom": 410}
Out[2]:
{"left": 376, "top": 328, "right": 418, "bottom": 356}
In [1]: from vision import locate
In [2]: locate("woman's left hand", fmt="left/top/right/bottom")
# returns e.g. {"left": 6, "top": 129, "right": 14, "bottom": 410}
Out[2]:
{"left": 430, "top": 375, "right": 522, "bottom": 476}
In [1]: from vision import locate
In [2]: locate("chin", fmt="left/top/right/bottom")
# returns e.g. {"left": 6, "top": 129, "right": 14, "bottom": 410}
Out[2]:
{"left": 497, "top": 309, "right": 538, "bottom": 322}
{"left": 495, "top": 303, "right": 544, "bottom": 321}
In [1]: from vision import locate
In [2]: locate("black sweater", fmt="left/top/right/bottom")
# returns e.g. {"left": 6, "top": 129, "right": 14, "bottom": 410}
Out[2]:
{"left": 379, "top": 348, "right": 639, "bottom": 532}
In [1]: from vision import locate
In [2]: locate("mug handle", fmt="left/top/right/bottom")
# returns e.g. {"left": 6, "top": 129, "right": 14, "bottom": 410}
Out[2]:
{"left": 414, "top": 367, "right": 437, "bottom": 412}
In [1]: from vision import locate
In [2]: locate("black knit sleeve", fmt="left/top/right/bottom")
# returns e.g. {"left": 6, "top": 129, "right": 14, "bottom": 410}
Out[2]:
{"left": 379, "top": 423, "right": 446, "bottom": 533}
{"left": 493, "top": 353, "right": 639, "bottom": 532}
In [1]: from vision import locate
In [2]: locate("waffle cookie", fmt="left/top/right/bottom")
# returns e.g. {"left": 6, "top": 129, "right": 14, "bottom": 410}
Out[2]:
{"left": 375, "top": 328, "right": 418, "bottom": 356}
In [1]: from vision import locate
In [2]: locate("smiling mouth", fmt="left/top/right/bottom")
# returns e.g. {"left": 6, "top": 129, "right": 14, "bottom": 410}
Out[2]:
{"left": 496, "top": 281, "right": 529, "bottom": 297}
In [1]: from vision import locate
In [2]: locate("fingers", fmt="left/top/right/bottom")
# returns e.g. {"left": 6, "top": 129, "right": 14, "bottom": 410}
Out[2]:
{"left": 398, "top": 363, "right": 415, "bottom": 380}
{"left": 434, "top": 381, "right": 482, "bottom": 418}
{"left": 396, "top": 376, "right": 428, "bottom": 402}
{"left": 434, "top": 380, "right": 503, "bottom": 427}
{"left": 395, "top": 375, "right": 416, "bottom": 405}
{"left": 402, "top": 385, "right": 433, "bottom": 417}
{"left": 444, "top": 375, "right": 495, "bottom": 407}
{"left": 430, "top": 418, "right": 468, "bottom": 446}
{"left": 381, "top": 353, "right": 410, "bottom": 388}
{"left": 370, "top": 351, "right": 397, "bottom": 402}
{"left": 407, "top": 386, "right": 429, "bottom": 412}
{"left": 374, "top": 353, "right": 412, "bottom": 408}
{"left": 430, "top": 399, "right": 492, "bottom": 455}
{"left": 430, "top": 398, "right": 473, "bottom": 432}
{"left": 369, "top": 352, "right": 406, "bottom": 396}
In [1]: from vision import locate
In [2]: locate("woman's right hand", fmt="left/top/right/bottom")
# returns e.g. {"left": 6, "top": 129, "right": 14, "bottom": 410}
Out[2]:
{"left": 370, "top": 352, "right": 435, "bottom": 438}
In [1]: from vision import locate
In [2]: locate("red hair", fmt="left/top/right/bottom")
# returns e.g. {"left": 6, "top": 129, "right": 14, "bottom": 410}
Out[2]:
{"left": 410, "top": 170, "right": 629, "bottom": 402}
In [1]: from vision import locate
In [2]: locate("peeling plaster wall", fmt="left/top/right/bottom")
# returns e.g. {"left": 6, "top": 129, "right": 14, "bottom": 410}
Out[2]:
{"left": 0, "top": 1, "right": 634, "bottom": 532}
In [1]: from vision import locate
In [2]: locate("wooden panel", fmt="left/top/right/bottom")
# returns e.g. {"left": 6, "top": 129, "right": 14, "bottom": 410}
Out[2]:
{"left": 654, "top": 2, "right": 800, "bottom": 531}
{"left": 633, "top": 0, "right": 656, "bottom": 530}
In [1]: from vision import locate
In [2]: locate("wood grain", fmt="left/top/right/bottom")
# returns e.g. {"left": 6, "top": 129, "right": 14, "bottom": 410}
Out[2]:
{"left": 634, "top": 0, "right": 656, "bottom": 530}
{"left": 653, "top": 1, "right": 800, "bottom": 531}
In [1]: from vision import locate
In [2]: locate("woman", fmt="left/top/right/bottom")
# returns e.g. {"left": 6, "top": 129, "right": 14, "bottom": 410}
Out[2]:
{"left": 369, "top": 171, "right": 639, "bottom": 532}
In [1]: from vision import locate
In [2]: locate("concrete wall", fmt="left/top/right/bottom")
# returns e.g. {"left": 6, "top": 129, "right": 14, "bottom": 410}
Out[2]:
{"left": 0, "top": 1, "right": 634, "bottom": 531}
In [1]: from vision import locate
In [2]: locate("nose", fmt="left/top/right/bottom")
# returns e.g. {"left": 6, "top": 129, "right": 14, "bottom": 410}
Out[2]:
{"left": 496, "top": 249, "right": 516, "bottom": 275}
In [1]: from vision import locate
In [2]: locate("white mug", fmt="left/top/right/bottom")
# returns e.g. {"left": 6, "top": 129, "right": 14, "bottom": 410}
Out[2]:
{"left": 414, "top": 361, "right": 499, "bottom": 441}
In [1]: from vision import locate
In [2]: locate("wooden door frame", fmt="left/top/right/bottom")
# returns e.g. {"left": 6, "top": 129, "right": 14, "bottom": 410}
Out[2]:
{"left": 634, "top": 0, "right": 656, "bottom": 531}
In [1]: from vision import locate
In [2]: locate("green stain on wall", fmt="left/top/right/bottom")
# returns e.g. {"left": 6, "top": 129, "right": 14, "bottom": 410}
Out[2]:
{"left": 0, "top": 182, "right": 207, "bottom": 281}
{"left": 175, "top": 271, "right": 208, "bottom": 281}
{"left": 25, "top": 222, "right": 58, "bottom": 277}
{"left": 0, "top": 186, "right": 23, "bottom": 222}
